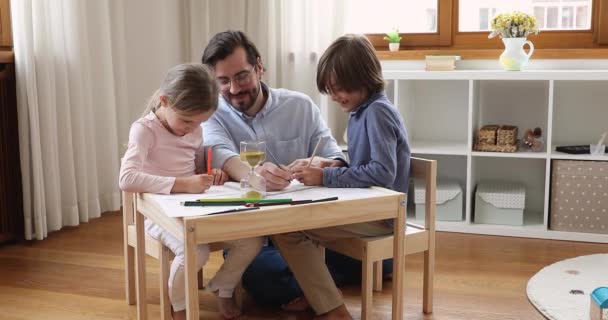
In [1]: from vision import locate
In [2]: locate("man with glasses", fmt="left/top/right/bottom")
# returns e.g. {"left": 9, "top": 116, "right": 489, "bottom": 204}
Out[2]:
{"left": 202, "top": 30, "right": 345, "bottom": 190}
{"left": 202, "top": 31, "right": 391, "bottom": 320}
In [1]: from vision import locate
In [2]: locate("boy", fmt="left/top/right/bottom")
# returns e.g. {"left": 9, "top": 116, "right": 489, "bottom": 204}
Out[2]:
{"left": 279, "top": 34, "right": 411, "bottom": 319}
{"left": 294, "top": 33, "right": 410, "bottom": 197}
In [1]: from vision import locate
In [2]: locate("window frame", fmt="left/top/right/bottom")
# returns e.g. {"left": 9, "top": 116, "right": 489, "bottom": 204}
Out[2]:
{"left": 0, "top": 0, "right": 11, "bottom": 47}
{"left": 367, "top": 0, "right": 608, "bottom": 51}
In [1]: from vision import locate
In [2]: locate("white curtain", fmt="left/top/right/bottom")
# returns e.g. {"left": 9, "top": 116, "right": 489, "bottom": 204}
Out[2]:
{"left": 11, "top": 0, "right": 191, "bottom": 240}
{"left": 11, "top": 0, "right": 346, "bottom": 240}
{"left": 187, "top": 0, "right": 346, "bottom": 105}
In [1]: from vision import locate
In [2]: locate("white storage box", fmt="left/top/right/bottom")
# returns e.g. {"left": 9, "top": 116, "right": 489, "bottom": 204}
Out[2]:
{"left": 474, "top": 182, "right": 526, "bottom": 226}
{"left": 414, "top": 180, "right": 463, "bottom": 221}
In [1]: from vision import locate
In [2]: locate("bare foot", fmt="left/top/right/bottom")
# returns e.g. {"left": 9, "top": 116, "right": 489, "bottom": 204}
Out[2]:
{"left": 172, "top": 309, "right": 186, "bottom": 320}
{"left": 313, "top": 304, "right": 352, "bottom": 320}
{"left": 283, "top": 289, "right": 343, "bottom": 312}
{"left": 218, "top": 296, "right": 241, "bottom": 319}
{"left": 281, "top": 296, "right": 311, "bottom": 311}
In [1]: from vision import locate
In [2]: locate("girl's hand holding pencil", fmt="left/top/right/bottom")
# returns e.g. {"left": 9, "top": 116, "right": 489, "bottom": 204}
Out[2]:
{"left": 209, "top": 168, "right": 229, "bottom": 186}
{"left": 172, "top": 174, "right": 214, "bottom": 193}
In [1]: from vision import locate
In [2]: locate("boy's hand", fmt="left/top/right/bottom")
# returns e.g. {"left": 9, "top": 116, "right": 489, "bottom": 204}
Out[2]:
{"left": 255, "top": 162, "right": 292, "bottom": 191}
{"left": 210, "top": 168, "right": 229, "bottom": 185}
{"left": 172, "top": 174, "right": 214, "bottom": 193}
{"left": 287, "top": 157, "right": 342, "bottom": 169}
{"left": 292, "top": 166, "right": 323, "bottom": 186}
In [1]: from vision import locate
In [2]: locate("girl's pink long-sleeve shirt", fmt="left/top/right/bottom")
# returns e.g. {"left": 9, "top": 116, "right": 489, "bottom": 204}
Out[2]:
{"left": 119, "top": 112, "right": 204, "bottom": 194}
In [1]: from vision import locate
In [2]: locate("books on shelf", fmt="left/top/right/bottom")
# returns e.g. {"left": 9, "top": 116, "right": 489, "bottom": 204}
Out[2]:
{"left": 425, "top": 55, "right": 461, "bottom": 71}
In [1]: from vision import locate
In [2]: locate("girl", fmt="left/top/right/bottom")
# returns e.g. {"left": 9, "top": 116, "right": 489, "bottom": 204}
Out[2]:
{"left": 119, "top": 63, "right": 264, "bottom": 320}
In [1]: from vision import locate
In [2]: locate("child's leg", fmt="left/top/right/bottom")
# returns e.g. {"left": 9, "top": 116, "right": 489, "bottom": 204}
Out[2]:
{"left": 207, "top": 237, "right": 264, "bottom": 318}
{"left": 146, "top": 220, "right": 210, "bottom": 312}
{"left": 167, "top": 243, "right": 210, "bottom": 312}
{"left": 207, "top": 236, "right": 264, "bottom": 297}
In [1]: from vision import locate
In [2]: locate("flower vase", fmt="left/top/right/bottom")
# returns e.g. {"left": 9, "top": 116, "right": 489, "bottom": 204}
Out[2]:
{"left": 500, "top": 37, "right": 534, "bottom": 71}
{"left": 389, "top": 43, "right": 400, "bottom": 52}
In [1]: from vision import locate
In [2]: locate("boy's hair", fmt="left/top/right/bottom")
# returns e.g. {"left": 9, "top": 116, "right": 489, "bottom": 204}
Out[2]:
{"left": 143, "top": 63, "right": 218, "bottom": 117}
{"left": 202, "top": 30, "right": 261, "bottom": 68}
{"left": 317, "top": 34, "right": 384, "bottom": 95}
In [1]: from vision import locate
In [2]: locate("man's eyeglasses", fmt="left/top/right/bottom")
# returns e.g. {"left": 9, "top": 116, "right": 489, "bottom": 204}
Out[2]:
{"left": 216, "top": 66, "right": 255, "bottom": 88}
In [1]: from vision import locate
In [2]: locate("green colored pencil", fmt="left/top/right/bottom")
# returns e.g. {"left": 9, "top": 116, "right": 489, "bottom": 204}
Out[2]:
{"left": 196, "top": 198, "right": 292, "bottom": 203}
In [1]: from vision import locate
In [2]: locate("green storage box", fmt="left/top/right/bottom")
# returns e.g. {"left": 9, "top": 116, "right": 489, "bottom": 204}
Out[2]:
{"left": 415, "top": 180, "right": 463, "bottom": 221}
{"left": 474, "top": 182, "right": 526, "bottom": 226}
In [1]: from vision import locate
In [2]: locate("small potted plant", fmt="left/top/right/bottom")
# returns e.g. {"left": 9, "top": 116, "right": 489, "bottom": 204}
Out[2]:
{"left": 384, "top": 29, "right": 402, "bottom": 52}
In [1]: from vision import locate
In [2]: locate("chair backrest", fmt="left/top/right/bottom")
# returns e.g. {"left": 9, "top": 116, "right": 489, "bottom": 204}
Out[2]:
{"left": 409, "top": 157, "right": 437, "bottom": 232}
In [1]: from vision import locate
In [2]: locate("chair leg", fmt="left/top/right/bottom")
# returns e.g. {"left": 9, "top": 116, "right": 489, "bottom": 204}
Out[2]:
{"left": 134, "top": 210, "right": 148, "bottom": 320}
{"left": 373, "top": 261, "right": 383, "bottom": 292}
{"left": 160, "top": 246, "right": 172, "bottom": 320}
{"left": 361, "top": 249, "right": 373, "bottom": 320}
{"left": 123, "top": 193, "right": 136, "bottom": 305}
{"left": 423, "top": 249, "right": 435, "bottom": 314}
{"left": 198, "top": 269, "right": 204, "bottom": 289}
{"left": 125, "top": 244, "right": 136, "bottom": 305}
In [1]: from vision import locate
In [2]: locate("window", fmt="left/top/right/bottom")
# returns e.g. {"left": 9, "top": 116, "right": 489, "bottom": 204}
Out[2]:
{"left": 458, "top": 0, "right": 592, "bottom": 31}
{"left": 345, "top": 0, "right": 452, "bottom": 47}
{"left": 365, "top": 0, "right": 608, "bottom": 51}
{"left": 344, "top": 0, "right": 438, "bottom": 34}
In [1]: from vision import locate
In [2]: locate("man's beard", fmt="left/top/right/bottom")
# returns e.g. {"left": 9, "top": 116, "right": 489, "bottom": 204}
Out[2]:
{"left": 225, "top": 83, "right": 261, "bottom": 114}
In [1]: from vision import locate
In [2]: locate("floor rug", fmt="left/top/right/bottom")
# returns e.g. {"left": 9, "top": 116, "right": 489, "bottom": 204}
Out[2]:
{"left": 527, "top": 254, "right": 608, "bottom": 320}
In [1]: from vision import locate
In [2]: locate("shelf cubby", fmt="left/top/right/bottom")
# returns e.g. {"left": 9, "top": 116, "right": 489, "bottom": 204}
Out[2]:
{"left": 322, "top": 70, "right": 608, "bottom": 243}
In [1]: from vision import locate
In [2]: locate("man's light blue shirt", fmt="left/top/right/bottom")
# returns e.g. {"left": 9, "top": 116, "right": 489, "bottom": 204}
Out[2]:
{"left": 203, "top": 82, "right": 345, "bottom": 168}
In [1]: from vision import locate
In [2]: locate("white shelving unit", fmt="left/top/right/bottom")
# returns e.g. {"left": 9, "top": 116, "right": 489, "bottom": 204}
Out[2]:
{"left": 322, "top": 70, "right": 608, "bottom": 243}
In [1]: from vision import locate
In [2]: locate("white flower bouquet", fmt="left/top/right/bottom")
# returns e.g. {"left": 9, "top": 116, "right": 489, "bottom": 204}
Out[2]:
{"left": 488, "top": 12, "right": 540, "bottom": 39}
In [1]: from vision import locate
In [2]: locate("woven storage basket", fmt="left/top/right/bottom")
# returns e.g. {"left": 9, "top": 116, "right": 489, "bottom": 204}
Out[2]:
{"left": 474, "top": 143, "right": 518, "bottom": 152}
{"left": 497, "top": 125, "right": 518, "bottom": 146}
{"left": 479, "top": 125, "right": 499, "bottom": 145}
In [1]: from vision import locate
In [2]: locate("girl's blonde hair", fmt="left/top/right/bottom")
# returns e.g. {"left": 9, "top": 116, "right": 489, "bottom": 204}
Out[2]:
{"left": 142, "top": 63, "right": 219, "bottom": 117}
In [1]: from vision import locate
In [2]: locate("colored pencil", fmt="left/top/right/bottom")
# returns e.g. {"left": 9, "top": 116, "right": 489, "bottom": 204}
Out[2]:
{"left": 196, "top": 198, "right": 292, "bottom": 203}
{"left": 307, "top": 137, "right": 325, "bottom": 168}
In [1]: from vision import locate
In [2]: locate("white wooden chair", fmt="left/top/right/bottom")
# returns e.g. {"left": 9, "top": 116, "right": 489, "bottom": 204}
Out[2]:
{"left": 123, "top": 191, "right": 227, "bottom": 319}
{"left": 123, "top": 191, "right": 172, "bottom": 320}
{"left": 324, "top": 157, "right": 436, "bottom": 320}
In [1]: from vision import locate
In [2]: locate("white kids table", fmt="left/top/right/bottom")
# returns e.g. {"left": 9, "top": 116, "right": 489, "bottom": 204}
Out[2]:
{"left": 132, "top": 183, "right": 407, "bottom": 320}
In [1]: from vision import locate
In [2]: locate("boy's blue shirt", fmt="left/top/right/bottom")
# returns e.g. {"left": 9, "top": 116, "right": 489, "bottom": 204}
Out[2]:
{"left": 323, "top": 91, "right": 410, "bottom": 194}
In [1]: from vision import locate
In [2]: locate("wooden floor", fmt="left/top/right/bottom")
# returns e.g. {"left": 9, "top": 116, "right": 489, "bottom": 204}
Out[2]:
{"left": 0, "top": 212, "right": 606, "bottom": 320}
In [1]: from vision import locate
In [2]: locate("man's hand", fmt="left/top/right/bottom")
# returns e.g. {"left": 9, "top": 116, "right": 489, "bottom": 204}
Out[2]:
{"left": 292, "top": 166, "right": 323, "bottom": 186}
{"left": 287, "top": 157, "right": 344, "bottom": 169}
{"left": 255, "top": 162, "right": 292, "bottom": 191}
{"left": 172, "top": 174, "right": 214, "bottom": 193}
{"left": 210, "top": 168, "right": 229, "bottom": 185}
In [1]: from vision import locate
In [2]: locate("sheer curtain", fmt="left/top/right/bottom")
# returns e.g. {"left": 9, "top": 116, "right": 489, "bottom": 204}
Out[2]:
{"left": 187, "top": 0, "right": 346, "bottom": 105}
{"left": 11, "top": 0, "right": 346, "bottom": 240}
{"left": 11, "top": 0, "right": 190, "bottom": 240}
